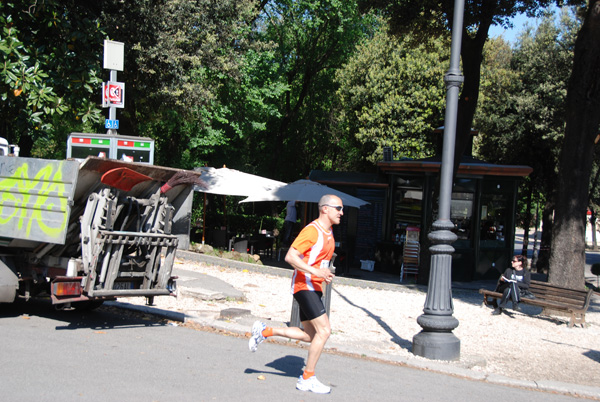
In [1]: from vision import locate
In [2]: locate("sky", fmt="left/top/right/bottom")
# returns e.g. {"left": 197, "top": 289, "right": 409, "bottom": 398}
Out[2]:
{"left": 487, "top": 13, "right": 539, "bottom": 44}
{"left": 487, "top": 4, "right": 566, "bottom": 44}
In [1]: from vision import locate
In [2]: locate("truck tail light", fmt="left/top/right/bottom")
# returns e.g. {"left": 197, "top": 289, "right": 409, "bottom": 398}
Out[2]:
{"left": 53, "top": 281, "right": 82, "bottom": 297}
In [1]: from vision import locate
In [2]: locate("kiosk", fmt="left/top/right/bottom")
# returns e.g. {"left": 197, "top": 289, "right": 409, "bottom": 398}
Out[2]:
{"left": 67, "top": 133, "right": 154, "bottom": 164}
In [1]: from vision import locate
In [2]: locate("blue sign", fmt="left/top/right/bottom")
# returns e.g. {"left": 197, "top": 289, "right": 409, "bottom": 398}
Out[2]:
{"left": 105, "top": 119, "right": 119, "bottom": 129}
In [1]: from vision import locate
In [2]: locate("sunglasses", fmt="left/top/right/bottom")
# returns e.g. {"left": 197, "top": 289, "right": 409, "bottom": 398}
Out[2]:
{"left": 323, "top": 204, "right": 343, "bottom": 212}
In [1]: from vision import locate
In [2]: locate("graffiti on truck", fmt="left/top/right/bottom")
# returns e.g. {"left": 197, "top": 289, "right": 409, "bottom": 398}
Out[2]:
{"left": 0, "top": 161, "right": 70, "bottom": 240}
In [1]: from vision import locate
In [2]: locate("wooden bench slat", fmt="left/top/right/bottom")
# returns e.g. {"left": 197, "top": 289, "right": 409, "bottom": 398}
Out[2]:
{"left": 529, "top": 279, "right": 583, "bottom": 290}
{"left": 532, "top": 292, "right": 587, "bottom": 302}
{"left": 530, "top": 283, "right": 587, "bottom": 293}
{"left": 530, "top": 285, "right": 588, "bottom": 297}
{"left": 534, "top": 292, "right": 587, "bottom": 299}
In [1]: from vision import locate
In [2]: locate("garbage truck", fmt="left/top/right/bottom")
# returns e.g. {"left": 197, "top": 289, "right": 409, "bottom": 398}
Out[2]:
{"left": 0, "top": 151, "right": 200, "bottom": 309}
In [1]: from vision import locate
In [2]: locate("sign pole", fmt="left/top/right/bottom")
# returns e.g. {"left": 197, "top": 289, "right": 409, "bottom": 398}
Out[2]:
{"left": 108, "top": 70, "right": 118, "bottom": 135}
{"left": 103, "top": 40, "right": 125, "bottom": 135}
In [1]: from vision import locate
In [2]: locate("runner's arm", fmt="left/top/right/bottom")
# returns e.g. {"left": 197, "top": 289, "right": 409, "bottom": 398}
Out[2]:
{"left": 285, "top": 247, "right": 333, "bottom": 283}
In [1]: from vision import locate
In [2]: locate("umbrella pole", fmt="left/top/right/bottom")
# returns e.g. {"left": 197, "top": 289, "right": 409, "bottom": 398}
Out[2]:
{"left": 223, "top": 195, "right": 227, "bottom": 228}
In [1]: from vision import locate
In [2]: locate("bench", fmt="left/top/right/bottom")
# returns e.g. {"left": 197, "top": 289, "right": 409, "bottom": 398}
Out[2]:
{"left": 479, "top": 280, "right": 594, "bottom": 328}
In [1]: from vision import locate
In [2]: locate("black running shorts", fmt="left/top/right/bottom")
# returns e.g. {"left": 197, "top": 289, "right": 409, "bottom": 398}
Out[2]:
{"left": 293, "top": 290, "right": 325, "bottom": 322}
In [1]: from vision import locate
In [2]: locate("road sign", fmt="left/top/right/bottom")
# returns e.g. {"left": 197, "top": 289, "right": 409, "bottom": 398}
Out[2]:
{"left": 105, "top": 119, "right": 119, "bottom": 129}
{"left": 102, "top": 81, "right": 125, "bottom": 108}
{"left": 103, "top": 40, "right": 124, "bottom": 71}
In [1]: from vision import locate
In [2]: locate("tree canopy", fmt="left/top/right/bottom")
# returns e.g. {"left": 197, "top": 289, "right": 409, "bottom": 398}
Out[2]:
{"left": 359, "top": 0, "right": 584, "bottom": 175}
{"left": 0, "top": 1, "right": 105, "bottom": 156}
{"left": 335, "top": 23, "right": 449, "bottom": 166}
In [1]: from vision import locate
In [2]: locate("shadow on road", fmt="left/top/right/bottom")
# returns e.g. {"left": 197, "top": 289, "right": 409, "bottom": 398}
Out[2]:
{"left": 0, "top": 297, "right": 167, "bottom": 331}
{"left": 583, "top": 349, "right": 600, "bottom": 364}
{"left": 244, "top": 355, "right": 304, "bottom": 379}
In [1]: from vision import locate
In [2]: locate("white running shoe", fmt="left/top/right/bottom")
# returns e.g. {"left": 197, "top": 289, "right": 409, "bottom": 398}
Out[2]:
{"left": 296, "top": 375, "right": 331, "bottom": 394}
{"left": 248, "top": 321, "right": 266, "bottom": 352}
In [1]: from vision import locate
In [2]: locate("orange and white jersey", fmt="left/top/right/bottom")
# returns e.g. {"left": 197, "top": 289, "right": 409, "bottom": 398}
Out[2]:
{"left": 290, "top": 220, "right": 335, "bottom": 294}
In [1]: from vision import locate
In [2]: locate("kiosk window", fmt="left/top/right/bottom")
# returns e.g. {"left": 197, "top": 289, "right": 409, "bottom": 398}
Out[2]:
{"left": 480, "top": 193, "right": 507, "bottom": 248}
{"left": 450, "top": 192, "right": 473, "bottom": 247}
{"left": 71, "top": 146, "right": 111, "bottom": 159}
{"left": 393, "top": 176, "right": 423, "bottom": 242}
{"left": 117, "top": 149, "right": 151, "bottom": 163}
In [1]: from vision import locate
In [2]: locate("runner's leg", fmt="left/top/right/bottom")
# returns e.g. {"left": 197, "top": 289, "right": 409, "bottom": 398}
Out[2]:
{"left": 303, "top": 313, "right": 331, "bottom": 372}
{"left": 271, "top": 326, "right": 312, "bottom": 342}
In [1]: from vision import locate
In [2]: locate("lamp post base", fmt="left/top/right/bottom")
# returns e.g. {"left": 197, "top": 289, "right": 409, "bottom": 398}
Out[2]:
{"left": 412, "top": 331, "right": 460, "bottom": 361}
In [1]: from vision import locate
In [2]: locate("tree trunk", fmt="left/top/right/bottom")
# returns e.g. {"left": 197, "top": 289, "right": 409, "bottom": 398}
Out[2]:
{"left": 536, "top": 200, "right": 554, "bottom": 274}
{"left": 549, "top": 0, "right": 600, "bottom": 290}
{"left": 521, "top": 184, "right": 533, "bottom": 257}
{"left": 590, "top": 209, "right": 598, "bottom": 251}
{"left": 17, "top": 132, "right": 34, "bottom": 157}
{"left": 452, "top": 26, "right": 488, "bottom": 176}
{"left": 531, "top": 201, "right": 541, "bottom": 269}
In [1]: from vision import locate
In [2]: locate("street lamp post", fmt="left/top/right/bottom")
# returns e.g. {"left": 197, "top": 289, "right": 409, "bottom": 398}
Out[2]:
{"left": 412, "top": 0, "right": 465, "bottom": 361}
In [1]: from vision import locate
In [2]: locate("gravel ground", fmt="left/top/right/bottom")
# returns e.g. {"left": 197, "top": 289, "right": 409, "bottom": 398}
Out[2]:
{"left": 128, "top": 257, "right": 600, "bottom": 388}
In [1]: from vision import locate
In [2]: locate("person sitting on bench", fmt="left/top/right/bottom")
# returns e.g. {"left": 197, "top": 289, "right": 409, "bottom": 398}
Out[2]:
{"left": 492, "top": 254, "right": 531, "bottom": 315}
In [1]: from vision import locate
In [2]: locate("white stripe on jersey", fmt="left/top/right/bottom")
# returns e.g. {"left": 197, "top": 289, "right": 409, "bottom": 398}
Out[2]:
{"left": 290, "top": 221, "right": 327, "bottom": 293}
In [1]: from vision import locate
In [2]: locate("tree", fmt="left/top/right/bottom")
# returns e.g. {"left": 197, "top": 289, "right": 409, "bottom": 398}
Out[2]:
{"left": 335, "top": 22, "right": 449, "bottom": 167}
{"left": 475, "top": 9, "right": 579, "bottom": 271}
{"left": 359, "top": 0, "right": 584, "bottom": 177}
{"left": 250, "top": 0, "right": 374, "bottom": 181}
{"left": 549, "top": 0, "right": 600, "bottom": 289}
{"left": 97, "top": 0, "right": 275, "bottom": 168}
{"left": 0, "top": 1, "right": 105, "bottom": 156}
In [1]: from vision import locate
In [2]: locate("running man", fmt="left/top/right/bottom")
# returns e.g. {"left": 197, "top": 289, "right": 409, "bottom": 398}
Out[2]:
{"left": 248, "top": 194, "right": 343, "bottom": 394}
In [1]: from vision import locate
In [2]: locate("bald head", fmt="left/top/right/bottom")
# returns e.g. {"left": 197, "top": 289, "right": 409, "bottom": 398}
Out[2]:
{"left": 318, "top": 194, "right": 339, "bottom": 208}
{"left": 317, "top": 195, "right": 344, "bottom": 229}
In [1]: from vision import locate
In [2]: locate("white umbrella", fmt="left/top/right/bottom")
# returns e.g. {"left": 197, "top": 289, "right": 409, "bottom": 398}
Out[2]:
{"left": 240, "top": 179, "right": 369, "bottom": 208}
{"left": 194, "top": 167, "right": 286, "bottom": 196}
{"left": 193, "top": 167, "right": 286, "bottom": 244}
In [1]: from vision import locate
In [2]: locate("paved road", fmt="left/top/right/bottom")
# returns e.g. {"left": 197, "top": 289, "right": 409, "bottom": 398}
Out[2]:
{"left": 0, "top": 299, "right": 586, "bottom": 402}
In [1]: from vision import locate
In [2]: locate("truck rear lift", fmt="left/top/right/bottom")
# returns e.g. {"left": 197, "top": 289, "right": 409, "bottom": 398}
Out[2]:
{"left": 0, "top": 155, "right": 202, "bottom": 306}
